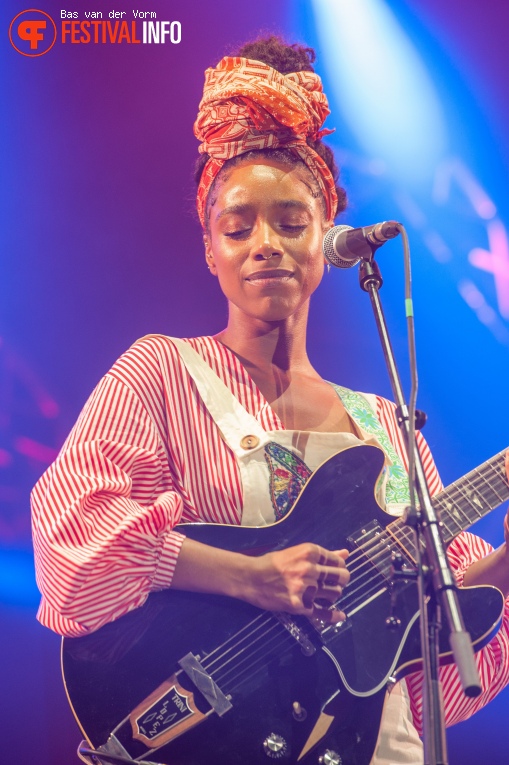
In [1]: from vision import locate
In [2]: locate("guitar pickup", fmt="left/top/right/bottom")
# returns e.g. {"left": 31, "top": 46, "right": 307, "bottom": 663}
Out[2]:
{"left": 348, "top": 520, "right": 395, "bottom": 583}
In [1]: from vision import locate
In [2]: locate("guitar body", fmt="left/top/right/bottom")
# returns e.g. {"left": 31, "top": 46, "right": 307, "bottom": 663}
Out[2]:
{"left": 62, "top": 445, "right": 504, "bottom": 765}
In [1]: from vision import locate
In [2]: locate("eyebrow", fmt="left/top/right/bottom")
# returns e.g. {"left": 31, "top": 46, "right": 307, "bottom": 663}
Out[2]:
{"left": 215, "top": 200, "right": 312, "bottom": 221}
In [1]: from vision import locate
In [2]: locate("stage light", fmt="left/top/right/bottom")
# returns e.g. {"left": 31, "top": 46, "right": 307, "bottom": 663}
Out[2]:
{"left": 311, "top": 0, "right": 447, "bottom": 183}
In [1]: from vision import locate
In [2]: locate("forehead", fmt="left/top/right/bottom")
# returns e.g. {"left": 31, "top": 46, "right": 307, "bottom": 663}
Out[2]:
{"left": 210, "top": 158, "right": 323, "bottom": 219}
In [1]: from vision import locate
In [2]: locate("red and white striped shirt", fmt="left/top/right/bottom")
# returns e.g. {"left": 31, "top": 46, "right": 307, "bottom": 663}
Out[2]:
{"left": 31, "top": 334, "right": 509, "bottom": 734}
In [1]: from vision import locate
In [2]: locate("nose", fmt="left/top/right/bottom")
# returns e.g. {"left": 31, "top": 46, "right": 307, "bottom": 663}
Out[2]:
{"left": 251, "top": 222, "right": 284, "bottom": 261}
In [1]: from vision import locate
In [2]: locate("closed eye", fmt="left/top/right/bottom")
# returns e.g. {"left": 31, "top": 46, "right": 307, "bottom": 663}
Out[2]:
{"left": 281, "top": 224, "right": 307, "bottom": 234}
{"left": 224, "top": 229, "right": 251, "bottom": 238}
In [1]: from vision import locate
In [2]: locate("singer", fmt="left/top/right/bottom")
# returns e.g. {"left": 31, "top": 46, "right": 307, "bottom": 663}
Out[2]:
{"left": 31, "top": 37, "right": 509, "bottom": 765}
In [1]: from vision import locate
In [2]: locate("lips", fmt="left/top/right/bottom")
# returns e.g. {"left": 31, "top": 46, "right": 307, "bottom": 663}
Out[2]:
{"left": 245, "top": 269, "right": 294, "bottom": 283}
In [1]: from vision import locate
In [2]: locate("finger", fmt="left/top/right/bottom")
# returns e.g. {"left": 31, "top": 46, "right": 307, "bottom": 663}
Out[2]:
{"left": 302, "top": 585, "right": 317, "bottom": 610}
{"left": 318, "top": 550, "right": 350, "bottom": 575}
{"left": 334, "top": 548, "right": 350, "bottom": 561}
{"left": 317, "top": 564, "right": 350, "bottom": 588}
{"left": 313, "top": 545, "right": 349, "bottom": 565}
{"left": 322, "top": 571, "right": 343, "bottom": 587}
{"left": 303, "top": 586, "right": 341, "bottom": 611}
{"left": 314, "top": 589, "right": 343, "bottom": 606}
{"left": 310, "top": 601, "right": 347, "bottom": 626}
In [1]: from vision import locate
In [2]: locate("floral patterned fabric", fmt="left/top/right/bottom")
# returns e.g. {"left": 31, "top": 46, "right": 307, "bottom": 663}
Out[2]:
{"left": 264, "top": 384, "right": 411, "bottom": 519}
{"left": 333, "top": 384, "right": 411, "bottom": 506}
{"left": 264, "top": 442, "right": 312, "bottom": 520}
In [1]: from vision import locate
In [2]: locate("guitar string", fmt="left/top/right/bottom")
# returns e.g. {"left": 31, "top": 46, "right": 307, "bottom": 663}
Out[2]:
{"left": 196, "top": 454, "right": 509, "bottom": 698}
{"left": 435, "top": 457, "right": 508, "bottom": 533}
{"left": 204, "top": 615, "right": 301, "bottom": 690}
{"left": 350, "top": 453, "right": 509, "bottom": 565}
{"left": 211, "top": 626, "right": 296, "bottom": 690}
{"left": 203, "top": 617, "right": 281, "bottom": 672}
{"left": 192, "top": 521, "right": 397, "bottom": 673}
{"left": 439, "top": 466, "right": 504, "bottom": 525}
{"left": 215, "top": 454, "right": 509, "bottom": 692}
{"left": 194, "top": 508, "right": 455, "bottom": 695}
{"left": 197, "top": 540, "right": 390, "bottom": 687}
{"left": 335, "top": 561, "right": 392, "bottom": 613}
{"left": 221, "top": 632, "right": 301, "bottom": 695}
{"left": 201, "top": 553, "right": 391, "bottom": 688}
{"left": 203, "top": 474, "right": 497, "bottom": 685}
{"left": 334, "top": 454, "right": 507, "bottom": 610}
{"left": 195, "top": 544, "right": 389, "bottom": 676}
{"left": 463, "top": 465, "right": 507, "bottom": 505}
{"left": 200, "top": 613, "right": 272, "bottom": 666}
{"left": 380, "top": 457, "right": 509, "bottom": 568}
{"left": 352, "top": 456, "right": 500, "bottom": 557}
{"left": 210, "top": 577, "right": 391, "bottom": 694}
{"left": 448, "top": 475, "right": 495, "bottom": 530}
{"left": 384, "top": 456, "right": 508, "bottom": 554}
{"left": 198, "top": 532, "right": 396, "bottom": 681}
{"left": 202, "top": 545, "right": 394, "bottom": 689}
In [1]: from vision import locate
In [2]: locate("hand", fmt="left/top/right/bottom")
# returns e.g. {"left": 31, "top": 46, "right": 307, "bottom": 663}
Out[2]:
{"left": 245, "top": 543, "right": 350, "bottom": 624}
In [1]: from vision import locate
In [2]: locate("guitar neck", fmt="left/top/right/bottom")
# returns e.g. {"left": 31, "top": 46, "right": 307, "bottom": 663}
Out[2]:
{"left": 436, "top": 449, "right": 509, "bottom": 544}
{"left": 390, "top": 449, "right": 509, "bottom": 550}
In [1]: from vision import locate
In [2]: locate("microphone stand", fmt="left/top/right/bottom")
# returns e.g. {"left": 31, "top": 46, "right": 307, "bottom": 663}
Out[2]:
{"left": 356, "top": 247, "right": 481, "bottom": 765}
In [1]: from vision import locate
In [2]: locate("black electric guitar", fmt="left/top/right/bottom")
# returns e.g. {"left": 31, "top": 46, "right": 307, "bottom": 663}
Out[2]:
{"left": 62, "top": 444, "right": 509, "bottom": 765}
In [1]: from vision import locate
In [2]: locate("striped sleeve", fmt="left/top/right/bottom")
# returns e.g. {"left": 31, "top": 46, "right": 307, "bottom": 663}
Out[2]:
{"left": 375, "top": 395, "right": 509, "bottom": 730}
{"left": 31, "top": 372, "right": 185, "bottom": 637}
{"left": 405, "top": 533, "right": 509, "bottom": 732}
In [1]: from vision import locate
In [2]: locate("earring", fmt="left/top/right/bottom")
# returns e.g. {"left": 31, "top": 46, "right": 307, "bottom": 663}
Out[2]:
{"left": 327, "top": 263, "right": 331, "bottom": 274}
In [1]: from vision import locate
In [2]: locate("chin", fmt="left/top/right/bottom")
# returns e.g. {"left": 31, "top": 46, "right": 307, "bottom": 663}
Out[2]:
{"left": 248, "top": 302, "right": 303, "bottom": 324}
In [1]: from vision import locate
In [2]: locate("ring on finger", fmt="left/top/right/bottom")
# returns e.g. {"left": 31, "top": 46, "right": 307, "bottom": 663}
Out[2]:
{"left": 322, "top": 572, "right": 341, "bottom": 587}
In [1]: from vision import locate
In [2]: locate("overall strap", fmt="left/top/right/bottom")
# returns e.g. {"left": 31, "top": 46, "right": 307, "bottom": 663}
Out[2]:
{"left": 168, "top": 337, "right": 270, "bottom": 458}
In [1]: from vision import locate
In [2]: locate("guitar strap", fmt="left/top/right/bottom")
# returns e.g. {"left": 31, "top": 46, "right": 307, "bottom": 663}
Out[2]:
{"left": 331, "top": 385, "right": 411, "bottom": 510}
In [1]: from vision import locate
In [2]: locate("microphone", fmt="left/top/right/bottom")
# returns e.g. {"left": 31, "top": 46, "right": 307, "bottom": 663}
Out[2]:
{"left": 323, "top": 221, "right": 401, "bottom": 269}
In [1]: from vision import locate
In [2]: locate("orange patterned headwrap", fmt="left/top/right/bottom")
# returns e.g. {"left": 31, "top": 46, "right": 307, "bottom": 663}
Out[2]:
{"left": 194, "top": 56, "right": 338, "bottom": 228}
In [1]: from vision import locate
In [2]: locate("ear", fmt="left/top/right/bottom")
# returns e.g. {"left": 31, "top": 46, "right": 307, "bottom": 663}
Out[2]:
{"left": 203, "top": 234, "right": 217, "bottom": 276}
{"left": 322, "top": 219, "right": 334, "bottom": 266}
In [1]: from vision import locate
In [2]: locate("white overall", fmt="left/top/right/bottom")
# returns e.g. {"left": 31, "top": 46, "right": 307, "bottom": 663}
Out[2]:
{"left": 172, "top": 338, "right": 423, "bottom": 765}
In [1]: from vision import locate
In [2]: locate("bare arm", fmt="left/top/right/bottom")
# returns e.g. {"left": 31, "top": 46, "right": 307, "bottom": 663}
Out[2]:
{"left": 170, "top": 537, "right": 351, "bottom": 623}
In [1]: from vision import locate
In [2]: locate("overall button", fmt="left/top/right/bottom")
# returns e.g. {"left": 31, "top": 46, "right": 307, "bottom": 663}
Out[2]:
{"left": 240, "top": 435, "right": 260, "bottom": 450}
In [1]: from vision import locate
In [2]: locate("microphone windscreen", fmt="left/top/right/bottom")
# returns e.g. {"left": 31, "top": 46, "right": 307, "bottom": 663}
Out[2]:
{"left": 323, "top": 225, "right": 360, "bottom": 269}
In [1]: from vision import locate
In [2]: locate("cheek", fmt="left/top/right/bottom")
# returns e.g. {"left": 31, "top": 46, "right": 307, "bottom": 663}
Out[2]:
{"left": 301, "top": 233, "right": 326, "bottom": 282}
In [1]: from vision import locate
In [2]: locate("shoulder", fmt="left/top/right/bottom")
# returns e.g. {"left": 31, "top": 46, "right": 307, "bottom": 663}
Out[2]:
{"left": 108, "top": 334, "right": 208, "bottom": 378}
{"left": 105, "top": 334, "right": 228, "bottom": 398}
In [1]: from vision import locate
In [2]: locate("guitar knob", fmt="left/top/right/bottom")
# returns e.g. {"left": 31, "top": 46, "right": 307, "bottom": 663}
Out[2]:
{"left": 318, "top": 750, "right": 342, "bottom": 765}
{"left": 263, "top": 732, "right": 288, "bottom": 758}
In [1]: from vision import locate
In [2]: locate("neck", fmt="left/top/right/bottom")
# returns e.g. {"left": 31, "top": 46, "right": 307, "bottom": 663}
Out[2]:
{"left": 215, "top": 303, "right": 313, "bottom": 375}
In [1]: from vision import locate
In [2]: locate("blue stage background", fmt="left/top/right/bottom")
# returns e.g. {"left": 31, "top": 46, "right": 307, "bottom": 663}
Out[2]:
{"left": 2, "top": 1, "right": 509, "bottom": 762}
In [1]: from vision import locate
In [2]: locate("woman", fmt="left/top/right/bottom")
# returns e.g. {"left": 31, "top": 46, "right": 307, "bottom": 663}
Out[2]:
{"left": 32, "top": 37, "right": 509, "bottom": 764}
